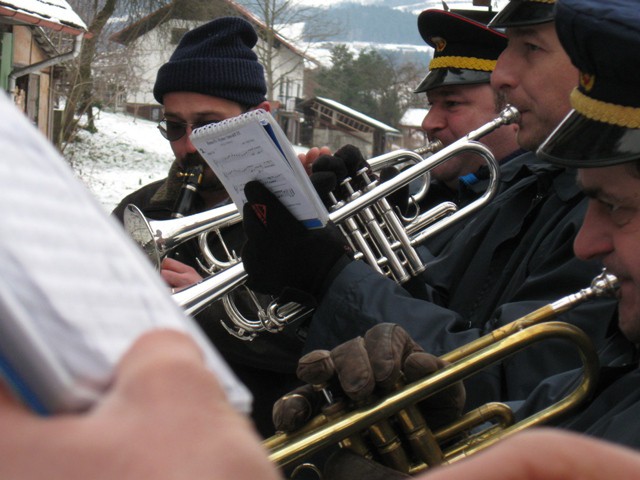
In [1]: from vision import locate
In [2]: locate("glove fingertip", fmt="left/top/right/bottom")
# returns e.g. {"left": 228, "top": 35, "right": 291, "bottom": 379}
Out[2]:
{"left": 297, "top": 350, "right": 334, "bottom": 385}
{"left": 310, "top": 171, "right": 338, "bottom": 195}
{"left": 313, "top": 155, "right": 349, "bottom": 180}
{"left": 403, "top": 351, "right": 442, "bottom": 382}
{"left": 244, "top": 180, "right": 270, "bottom": 202}
{"left": 272, "top": 394, "right": 313, "bottom": 432}
{"left": 334, "top": 144, "right": 367, "bottom": 173}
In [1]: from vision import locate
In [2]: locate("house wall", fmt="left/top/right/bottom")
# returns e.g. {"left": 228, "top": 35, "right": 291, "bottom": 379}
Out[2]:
{"left": 312, "top": 127, "right": 373, "bottom": 158}
{"left": 121, "top": 18, "right": 307, "bottom": 120}
{"left": 12, "top": 26, "right": 53, "bottom": 138}
{"left": 125, "top": 18, "right": 200, "bottom": 107}
{"left": 268, "top": 45, "right": 304, "bottom": 108}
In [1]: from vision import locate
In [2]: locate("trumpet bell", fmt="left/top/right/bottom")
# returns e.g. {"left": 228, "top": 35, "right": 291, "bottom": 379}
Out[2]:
{"left": 124, "top": 204, "right": 162, "bottom": 268}
{"left": 123, "top": 203, "right": 241, "bottom": 269}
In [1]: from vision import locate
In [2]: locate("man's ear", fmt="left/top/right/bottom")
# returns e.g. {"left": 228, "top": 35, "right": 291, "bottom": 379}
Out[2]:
{"left": 255, "top": 100, "right": 271, "bottom": 112}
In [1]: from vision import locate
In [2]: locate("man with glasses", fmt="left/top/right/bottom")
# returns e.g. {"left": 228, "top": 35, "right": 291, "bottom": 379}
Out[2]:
{"left": 112, "top": 16, "right": 302, "bottom": 438}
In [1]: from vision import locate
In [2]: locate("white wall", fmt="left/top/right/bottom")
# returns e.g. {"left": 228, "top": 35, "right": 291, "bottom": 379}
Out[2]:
{"left": 122, "top": 19, "right": 307, "bottom": 109}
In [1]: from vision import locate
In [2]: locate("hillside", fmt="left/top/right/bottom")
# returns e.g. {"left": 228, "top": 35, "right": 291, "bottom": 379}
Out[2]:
{"left": 235, "top": 0, "right": 505, "bottom": 66}
{"left": 302, "top": 3, "right": 424, "bottom": 45}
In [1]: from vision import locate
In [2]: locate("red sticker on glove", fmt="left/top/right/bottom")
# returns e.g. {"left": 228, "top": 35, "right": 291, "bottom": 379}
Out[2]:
{"left": 251, "top": 203, "right": 268, "bottom": 226}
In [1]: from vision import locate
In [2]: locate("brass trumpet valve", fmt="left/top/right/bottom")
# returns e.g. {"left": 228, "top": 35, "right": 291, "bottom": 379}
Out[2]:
{"left": 382, "top": 379, "right": 445, "bottom": 470}
{"left": 352, "top": 395, "right": 411, "bottom": 474}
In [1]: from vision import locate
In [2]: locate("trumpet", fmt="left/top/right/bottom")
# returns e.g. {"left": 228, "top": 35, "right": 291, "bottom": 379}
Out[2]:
{"left": 265, "top": 270, "right": 618, "bottom": 474}
{"left": 125, "top": 106, "right": 520, "bottom": 339}
{"left": 125, "top": 203, "right": 241, "bottom": 271}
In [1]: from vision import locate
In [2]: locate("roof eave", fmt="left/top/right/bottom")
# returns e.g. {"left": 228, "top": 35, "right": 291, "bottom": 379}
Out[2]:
{"left": 0, "top": 5, "right": 90, "bottom": 37}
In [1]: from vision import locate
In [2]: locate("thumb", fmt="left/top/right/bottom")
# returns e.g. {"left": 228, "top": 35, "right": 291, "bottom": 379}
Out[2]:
{"left": 272, "top": 384, "right": 319, "bottom": 432}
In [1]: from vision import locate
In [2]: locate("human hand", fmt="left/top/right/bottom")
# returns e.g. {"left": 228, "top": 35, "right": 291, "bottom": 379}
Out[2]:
{"left": 311, "top": 145, "right": 410, "bottom": 214}
{"left": 272, "top": 323, "right": 465, "bottom": 433}
{"left": 0, "top": 330, "right": 282, "bottom": 480}
{"left": 299, "top": 146, "right": 332, "bottom": 175}
{"left": 160, "top": 257, "right": 203, "bottom": 291}
{"left": 311, "top": 144, "right": 369, "bottom": 205}
{"left": 242, "top": 181, "right": 353, "bottom": 306}
{"left": 419, "top": 428, "right": 640, "bottom": 480}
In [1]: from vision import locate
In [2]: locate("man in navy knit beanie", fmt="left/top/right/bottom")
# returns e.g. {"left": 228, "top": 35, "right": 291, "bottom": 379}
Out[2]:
{"left": 115, "top": 16, "right": 270, "bottom": 219}
{"left": 112, "top": 17, "right": 302, "bottom": 439}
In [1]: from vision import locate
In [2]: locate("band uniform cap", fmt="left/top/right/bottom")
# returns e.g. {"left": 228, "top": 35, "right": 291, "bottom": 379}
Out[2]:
{"left": 488, "top": 0, "right": 556, "bottom": 28}
{"left": 153, "top": 17, "right": 267, "bottom": 106}
{"left": 537, "top": 0, "right": 640, "bottom": 167}
{"left": 414, "top": 9, "right": 507, "bottom": 94}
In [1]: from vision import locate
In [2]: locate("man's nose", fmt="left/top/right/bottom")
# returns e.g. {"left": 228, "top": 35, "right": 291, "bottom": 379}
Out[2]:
{"left": 573, "top": 205, "right": 613, "bottom": 261}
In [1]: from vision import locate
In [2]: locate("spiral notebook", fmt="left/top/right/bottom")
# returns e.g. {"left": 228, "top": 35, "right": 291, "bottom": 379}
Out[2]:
{"left": 0, "top": 94, "right": 252, "bottom": 415}
{"left": 190, "top": 109, "right": 329, "bottom": 228}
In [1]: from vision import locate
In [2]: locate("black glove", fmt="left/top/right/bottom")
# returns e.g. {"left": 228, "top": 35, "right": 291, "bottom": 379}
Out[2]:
{"left": 311, "top": 144, "right": 369, "bottom": 206}
{"left": 311, "top": 145, "right": 410, "bottom": 215}
{"left": 309, "top": 170, "right": 338, "bottom": 208}
{"left": 242, "top": 181, "right": 353, "bottom": 306}
{"left": 273, "top": 323, "right": 465, "bottom": 432}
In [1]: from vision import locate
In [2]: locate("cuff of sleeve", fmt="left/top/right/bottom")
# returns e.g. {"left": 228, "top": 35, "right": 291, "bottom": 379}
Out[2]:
{"left": 317, "top": 254, "right": 354, "bottom": 301}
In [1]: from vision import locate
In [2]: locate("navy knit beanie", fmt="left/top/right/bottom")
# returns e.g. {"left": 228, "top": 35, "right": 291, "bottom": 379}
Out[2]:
{"left": 153, "top": 17, "right": 267, "bottom": 106}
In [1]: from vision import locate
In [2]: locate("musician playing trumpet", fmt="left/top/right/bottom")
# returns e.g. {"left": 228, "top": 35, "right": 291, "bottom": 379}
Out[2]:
{"left": 111, "top": 17, "right": 304, "bottom": 438}
{"left": 241, "top": 0, "right": 627, "bottom": 429}
{"left": 412, "top": 10, "right": 521, "bottom": 252}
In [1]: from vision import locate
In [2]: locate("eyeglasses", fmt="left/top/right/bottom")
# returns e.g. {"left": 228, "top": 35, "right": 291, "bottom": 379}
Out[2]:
{"left": 157, "top": 119, "right": 220, "bottom": 142}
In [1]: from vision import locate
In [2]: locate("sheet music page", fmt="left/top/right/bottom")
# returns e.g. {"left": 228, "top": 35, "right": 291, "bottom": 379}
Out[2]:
{"left": 191, "top": 110, "right": 328, "bottom": 228}
{"left": 0, "top": 94, "right": 252, "bottom": 414}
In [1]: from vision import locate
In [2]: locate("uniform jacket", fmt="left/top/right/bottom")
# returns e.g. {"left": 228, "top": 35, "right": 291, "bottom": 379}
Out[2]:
{"left": 516, "top": 327, "right": 640, "bottom": 449}
{"left": 305, "top": 152, "right": 624, "bottom": 411}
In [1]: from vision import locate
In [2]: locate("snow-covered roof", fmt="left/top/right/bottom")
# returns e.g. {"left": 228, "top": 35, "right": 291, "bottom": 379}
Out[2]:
{"left": 0, "top": 0, "right": 87, "bottom": 35}
{"left": 316, "top": 96, "right": 400, "bottom": 134}
{"left": 399, "top": 108, "right": 428, "bottom": 128}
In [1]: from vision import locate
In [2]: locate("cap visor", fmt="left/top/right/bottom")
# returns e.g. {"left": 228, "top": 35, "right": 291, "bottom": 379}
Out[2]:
{"left": 538, "top": 111, "right": 640, "bottom": 167}
{"left": 414, "top": 69, "right": 491, "bottom": 93}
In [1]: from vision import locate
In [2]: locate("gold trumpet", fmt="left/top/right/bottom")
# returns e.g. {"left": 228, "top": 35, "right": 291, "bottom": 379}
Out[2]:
{"left": 125, "top": 106, "right": 520, "bottom": 339}
{"left": 264, "top": 270, "right": 618, "bottom": 474}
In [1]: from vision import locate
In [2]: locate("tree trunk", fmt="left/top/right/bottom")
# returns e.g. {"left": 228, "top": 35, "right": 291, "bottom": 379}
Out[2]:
{"left": 61, "top": 0, "right": 118, "bottom": 144}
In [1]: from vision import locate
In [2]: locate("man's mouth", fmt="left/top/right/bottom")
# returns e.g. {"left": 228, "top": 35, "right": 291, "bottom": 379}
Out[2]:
{"left": 180, "top": 153, "right": 206, "bottom": 170}
{"left": 604, "top": 266, "right": 627, "bottom": 299}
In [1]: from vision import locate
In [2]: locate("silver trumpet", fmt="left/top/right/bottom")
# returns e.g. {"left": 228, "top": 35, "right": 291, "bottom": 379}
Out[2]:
{"left": 125, "top": 106, "right": 520, "bottom": 340}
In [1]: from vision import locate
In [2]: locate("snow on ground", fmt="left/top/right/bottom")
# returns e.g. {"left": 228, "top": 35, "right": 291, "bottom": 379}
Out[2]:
{"left": 64, "top": 109, "right": 309, "bottom": 214}
{"left": 64, "top": 109, "right": 173, "bottom": 214}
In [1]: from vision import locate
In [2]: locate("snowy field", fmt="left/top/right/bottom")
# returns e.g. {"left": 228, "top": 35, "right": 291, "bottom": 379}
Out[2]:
{"left": 64, "top": 110, "right": 173, "bottom": 214}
